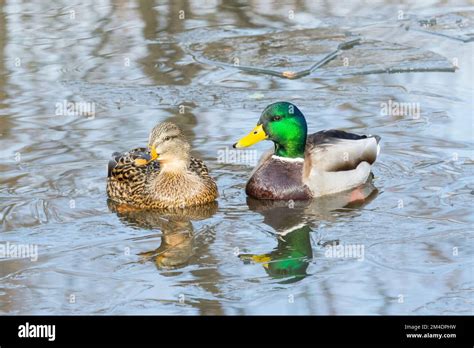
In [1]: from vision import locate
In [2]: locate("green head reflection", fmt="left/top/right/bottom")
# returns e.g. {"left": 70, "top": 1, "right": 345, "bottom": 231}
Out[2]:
{"left": 240, "top": 224, "right": 312, "bottom": 282}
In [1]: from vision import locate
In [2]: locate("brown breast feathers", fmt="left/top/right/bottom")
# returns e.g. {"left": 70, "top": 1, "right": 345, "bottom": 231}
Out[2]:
{"left": 245, "top": 156, "right": 312, "bottom": 200}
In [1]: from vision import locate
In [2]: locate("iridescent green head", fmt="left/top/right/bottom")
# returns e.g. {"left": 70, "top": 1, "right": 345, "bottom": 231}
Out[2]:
{"left": 233, "top": 102, "right": 308, "bottom": 158}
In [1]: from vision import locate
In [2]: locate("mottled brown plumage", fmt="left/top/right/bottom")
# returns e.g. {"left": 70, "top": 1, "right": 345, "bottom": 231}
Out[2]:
{"left": 107, "top": 122, "right": 218, "bottom": 209}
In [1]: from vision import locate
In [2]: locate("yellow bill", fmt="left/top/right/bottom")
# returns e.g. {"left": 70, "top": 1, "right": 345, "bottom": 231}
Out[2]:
{"left": 135, "top": 146, "right": 159, "bottom": 166}
{"left": 149, "top": 145, "right": 159, "bottom": 160}
{"left": 233, "top": 124, "right": 267, "bottom": 148}
{"left": 251, "top": 254, "right": 272, "bottom": 264}
{"left": 251, "top": 254, "right": 271, "bottom": 269}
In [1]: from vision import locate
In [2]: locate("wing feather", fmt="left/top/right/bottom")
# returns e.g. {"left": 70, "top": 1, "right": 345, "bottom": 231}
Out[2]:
{"left": 305, "top": 130, "right": 380, "bottom": 172}
{"left": 302, "top": 130, "right": 381, "bottom": 197}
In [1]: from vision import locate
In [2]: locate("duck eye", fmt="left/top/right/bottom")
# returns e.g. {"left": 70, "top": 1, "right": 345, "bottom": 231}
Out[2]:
{"left": 164, "top": 136, "right": 171, "bottom": 141}
{"left": 273, "top": 115, "right": 282, "bottom": 121}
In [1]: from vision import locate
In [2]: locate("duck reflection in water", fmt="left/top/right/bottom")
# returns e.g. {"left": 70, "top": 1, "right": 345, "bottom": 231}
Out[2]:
{"left": 239, "top": 181, "right": 379, "bottom": 283}
{"left": 108, "top": 200, "right": 218, "bottom": 269}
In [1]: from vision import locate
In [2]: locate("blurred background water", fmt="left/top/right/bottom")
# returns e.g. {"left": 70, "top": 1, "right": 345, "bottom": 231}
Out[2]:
{"left": 0, "top": 0, "right": 473, "bottom": 315}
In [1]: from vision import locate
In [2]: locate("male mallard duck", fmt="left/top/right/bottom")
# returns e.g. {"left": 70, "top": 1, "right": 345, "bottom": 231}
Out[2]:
{"left": 233, "top": 102, "right": 381, "bottom": 200}
{"left": 107, "top": 122, "right": 218, "bottom": 208}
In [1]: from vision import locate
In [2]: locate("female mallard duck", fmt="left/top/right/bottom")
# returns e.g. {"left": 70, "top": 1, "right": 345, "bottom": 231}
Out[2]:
{"left": 233, "top": 102, "right": 381, "bottom": 200}
{"left": 107, "top": 122, "right": 218, "bottom": 208}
